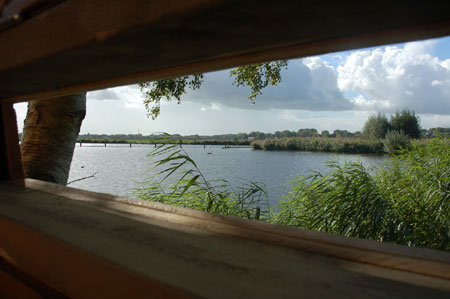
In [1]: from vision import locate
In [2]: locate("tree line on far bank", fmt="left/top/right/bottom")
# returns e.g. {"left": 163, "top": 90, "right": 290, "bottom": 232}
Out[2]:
{"left": 75, "top": 108, "right": 448, "bottom": 154}
{"left": 76, "top": 128, "right": 362, "bottom": 142}
{"left": 362, "top": 109, "right": 436, "bottom": 154}
{"left": 363, "top": 108, "right": 420, "bottom": 139}
{"left": 254, "top": 109, "right": 448, "bottom": 154}
{"left": 77, "top": 121, "right": 447, "bottom": 144}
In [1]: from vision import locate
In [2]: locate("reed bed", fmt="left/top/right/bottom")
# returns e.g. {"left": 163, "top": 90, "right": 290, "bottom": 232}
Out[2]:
{"left": 274, "top": 138, "right": 450, "bottom": 250}
{"left": 136, "top": 138, "right": 450, "bottom": 251}
{"left": 252, "top": 137, "right": 384, "bottom": 154}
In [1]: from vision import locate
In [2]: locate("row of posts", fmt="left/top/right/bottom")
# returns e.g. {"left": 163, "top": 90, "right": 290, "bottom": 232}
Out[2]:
{"left": 79, "top": 142, "right": 158, "bottom": 148}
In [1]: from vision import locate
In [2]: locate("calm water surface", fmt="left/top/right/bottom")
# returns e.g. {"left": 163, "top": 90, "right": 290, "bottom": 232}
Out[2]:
{"left": 68, "top": 144, "right": 388, "bottom": 205}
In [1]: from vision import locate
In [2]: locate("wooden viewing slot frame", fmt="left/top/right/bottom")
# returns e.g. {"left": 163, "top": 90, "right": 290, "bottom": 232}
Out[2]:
{"left": 0, "top": 0, "right": 450, "bottom": 297}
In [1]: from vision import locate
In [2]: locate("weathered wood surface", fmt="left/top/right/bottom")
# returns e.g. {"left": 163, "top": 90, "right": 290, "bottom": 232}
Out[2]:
{"left": 1, "top": 0, "right": 450, "bottom": 102}
{"left": 0, "top": 179, "right": 449, "bottom": 298}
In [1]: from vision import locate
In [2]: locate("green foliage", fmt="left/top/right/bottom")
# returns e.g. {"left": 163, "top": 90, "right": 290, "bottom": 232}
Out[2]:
{"left": 251, "top": 137, "right": 384, "bottom": 154}
{"left": 229, "top": 60, "right": 288, "bottom": 101}
{"left": 274, "top": 139, "right": 450, "bottom": 250}
{"left": 135, "top": 143, "right": 268, "bottom": 220}
{"left": 362, "top": 109, "right": 420, "bottom": 140}
{"left": 139, "top": 60, "right": 287, "bottom": 119}
{"left": 382, "top": 130, "right": 410, "bottom": 154}
{"left": 139, "top": 75, "right": 204, "bottom": 119}
{"left": 333, "top": 129, "right": 353, "bottom": 138}
{"left": 134, "top": 134, "right": 450, "bottom": 251}
{"left": 363, "top": 112, "right": 391, "bottom": 139}
{"left": 377, "top": 139, "right": 450, "bottom": 249}
{"left": 297, "top": 128, "right": 318, "bottom": 137}
{"left": 390, "top": 108, "right": 421, "bottom": 139}
{"left": 426, "top": 127, "right": 450, "bottom": 138}
{"left": 273, "top": 161, "right": 388, "bottom": 240}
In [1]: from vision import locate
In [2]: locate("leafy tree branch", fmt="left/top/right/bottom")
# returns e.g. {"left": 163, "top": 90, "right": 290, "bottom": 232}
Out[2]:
{"left": 139, "top": 60, "right": 288, "bottom": 119}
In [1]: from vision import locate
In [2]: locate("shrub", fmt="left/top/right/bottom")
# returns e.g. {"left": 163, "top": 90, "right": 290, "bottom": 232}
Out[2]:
{"left": 382, "top": 130, "right": 410, "bottom": 154}
{"left": 363, "top": 112, "right": 391, "bottom": 139}
{"left": 390, "top": 108, "right": 421, "bottom": 139}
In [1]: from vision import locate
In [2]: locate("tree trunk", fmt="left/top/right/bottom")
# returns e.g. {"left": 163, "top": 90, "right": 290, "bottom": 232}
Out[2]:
{"left": 21, "top": 93, "right": 86, "bottom": 185}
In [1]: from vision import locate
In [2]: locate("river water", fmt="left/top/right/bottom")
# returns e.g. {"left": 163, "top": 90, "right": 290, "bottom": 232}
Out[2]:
{"left": 68, "top": 144, "right": 388, "bottom": 205}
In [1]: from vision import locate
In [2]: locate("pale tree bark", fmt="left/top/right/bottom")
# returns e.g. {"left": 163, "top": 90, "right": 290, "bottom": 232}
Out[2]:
{"left": 21, "top": 93, "right": 86, "bottom": 185}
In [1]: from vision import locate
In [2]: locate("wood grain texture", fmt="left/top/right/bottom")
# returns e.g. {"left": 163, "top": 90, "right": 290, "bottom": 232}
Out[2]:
{"left": 1, "top": 0, "right": 450, "bottom": 101}
{"left": 0, "top": 216, "right": 197, "bottom": 299}
{"left": 0, "top": 102, "right": 24, "bottom": 182}
{"left": 25, "top": 178, "right": 450, "bottom": 281}
{"left": 0, "top": 180, "right": 449, "bottom": 298}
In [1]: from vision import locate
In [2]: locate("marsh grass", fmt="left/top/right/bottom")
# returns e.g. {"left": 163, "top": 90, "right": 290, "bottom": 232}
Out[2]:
{"left": 273, "top": 161, "right": 388, "bottom": 240}
{"left": 136, "top": 138, "right": 450, "bottom": 251}
{"left": 135, "top": 143, "right": 269, "bottom": 220}
{"left": 275, "top": 138, "right": 450, "bottom": 250}
{"left": 252, "top": 137, "right": 384, "bottom": 154}
{"left": 377, "top": 139, "right": 450, "bottom": 249}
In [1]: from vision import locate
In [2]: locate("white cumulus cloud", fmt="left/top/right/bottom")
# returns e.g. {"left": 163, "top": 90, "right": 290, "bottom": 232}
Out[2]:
{"left": 88, "top": 85, "right": 142, "bottom": 108}
{"left": 337, "top": 40, "right": 450, "bottom": 114}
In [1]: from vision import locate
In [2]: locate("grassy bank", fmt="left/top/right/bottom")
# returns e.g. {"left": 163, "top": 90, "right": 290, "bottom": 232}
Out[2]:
{"left": 251, "top": 137, "right": 384, "bottom": 154}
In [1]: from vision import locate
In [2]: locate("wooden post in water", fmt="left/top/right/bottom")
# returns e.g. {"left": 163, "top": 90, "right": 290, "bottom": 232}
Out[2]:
{"left": 130, "top": 143, "right": 132, "bottom": 148}
{"left": 79, "top": 142, "right": 82, "bottom": 147}
{"left": 104, "top": 143, "right": 106, "bottom": 147}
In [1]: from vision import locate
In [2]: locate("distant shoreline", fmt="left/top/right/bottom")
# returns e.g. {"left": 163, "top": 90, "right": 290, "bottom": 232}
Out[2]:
{"left": 77, "top": 138, "right": 251, "bottom": 146}
{"left": 77, "top": 137, "right": 385, "bottom": 154}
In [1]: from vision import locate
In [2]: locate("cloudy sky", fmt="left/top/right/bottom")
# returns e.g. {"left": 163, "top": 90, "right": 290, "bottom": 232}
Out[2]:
{"left": 15, "top": 37, "right": 450, "bottom": 135}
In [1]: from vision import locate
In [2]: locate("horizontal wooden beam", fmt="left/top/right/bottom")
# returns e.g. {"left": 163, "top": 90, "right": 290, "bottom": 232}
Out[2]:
{"left": 0, "top": 180, "right": 449, "bottom": 297}
{"left": 1, "top": 0, "right": 450, "bottom": 102}
{"left": 24, "top": 178, "right": 450, "bottom": 281}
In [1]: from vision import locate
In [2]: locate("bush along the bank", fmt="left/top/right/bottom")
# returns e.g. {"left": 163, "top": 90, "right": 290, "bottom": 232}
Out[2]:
{"left": 382, "top": 130, "right": 410, "bottom": 154}
{"left": 274, "top": 138, "right": 450, "bottom": 251}
{"left": 251, "top": 137, "right": 384, "bottom": 154}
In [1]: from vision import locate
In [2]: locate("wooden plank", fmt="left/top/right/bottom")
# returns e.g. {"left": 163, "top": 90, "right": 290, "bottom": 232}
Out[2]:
{"left": 24, "top": 178, "right": 450, "bottom": 281}
{"left": 1, "top": 0, "right": 450, "bottom": 102}
{"left": 0, "top": 216, "right": 196, "bottom": 299}
{"left": 0, "top": 102, "right": 24, "bottom": 182}
{"left": 0, "top": 181, "right": 449, "bottom": 298}
{"left": 0, "top": 256, "right": 67, "bottom": 298}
